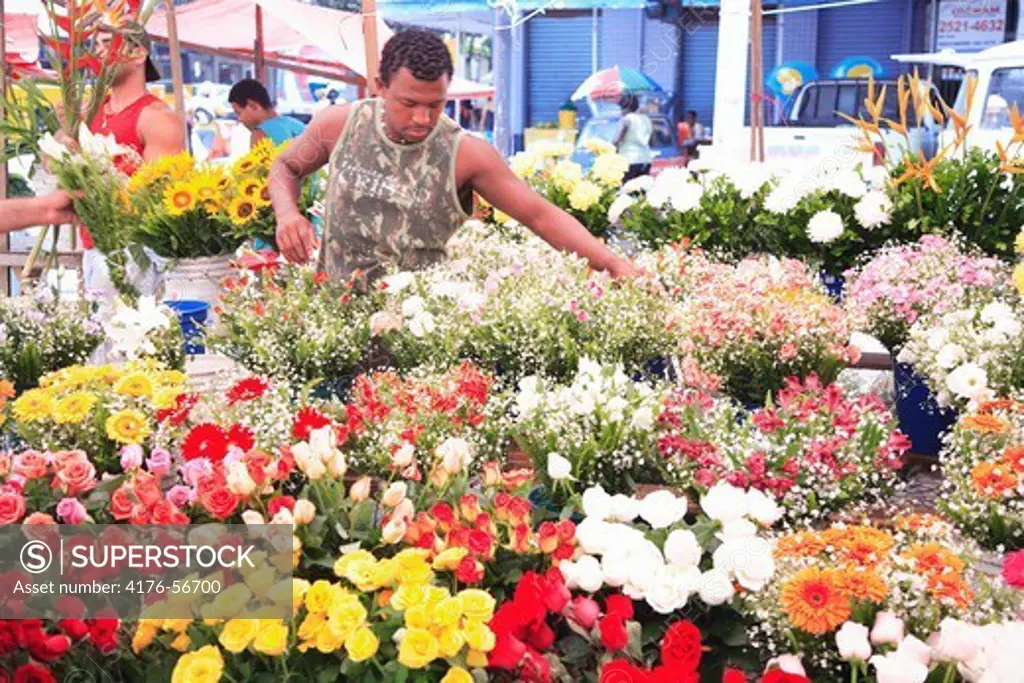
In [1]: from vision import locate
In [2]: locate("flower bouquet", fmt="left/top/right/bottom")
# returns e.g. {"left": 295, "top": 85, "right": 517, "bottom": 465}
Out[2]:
{"left": 896, "top": 297, "right": 1024, "bottom": 410}
{"left": 940, "top": 398, "right": 1024, "bottom": 550}
{"left": 844, "top": 235, "right": 1007, "bottom": 352}
{"left": 10, "top": 360, "right": 187, "bottom": 473}
{"left": 738, "top": 513, "right": 1022, "bottom": 681}
{"left": 0, "top": 281, "right": 104, "bottom": 392}
{"left": 207, "top": 263, "right": 373, "bottom": 392}
{"left": 656, "top": 376, "right": 909, "bottom": 524}
{"left": 674, "top": 255, "right": 858, "bottom": 406}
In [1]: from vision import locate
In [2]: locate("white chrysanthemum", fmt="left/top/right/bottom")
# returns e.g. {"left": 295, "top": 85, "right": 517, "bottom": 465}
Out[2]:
{"left": 854, "top": 190, "right": 892, "bottom": 229}
{"left": 946, "top": 362, "right": 989, "bottom": 400}
{"left": 669, "top": 183, "right": 703, "bottom": 213}
{"left": 808, "top": 209, "right": 844, "bottom": 244}
{"left": 607, "top": 194, "right": 636, "bottom": 224}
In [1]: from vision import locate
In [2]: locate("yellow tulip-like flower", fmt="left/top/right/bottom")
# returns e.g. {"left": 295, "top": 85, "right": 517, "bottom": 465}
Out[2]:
{"left": 54, "top": 391, "right": 98, "bottom": 424}
{"left": 568, "top": 180, "right": 603, "bottom": 212}
{"left": 115, "top": 371, "right": 154, "bottom": 398}
{"left": 457, "top": 590, "right": 496, "bottom": 624}
{"left": 171, "top": 645, "right": 224, "bottom": 683}
{"left": 591, "top": 153, "right": 630, "bottom": 188}
{"left": 437, "top": 627, "right": 466, "bottom": 658}
{"left": 105, "top": 408, "right": 152, "bottom": 445}
{"left": 218, "top": 619, "right": 259, "bottom": 654}
{"left": 462, "top": 619, "right": 496, "bottom": 652}
{"left": 131, "top": 621, "right": 159, "bottom": 654}
{"left": 397, "top": 627, "right": 439, "bottom": 669}
{"left": 1015, "top": 262, "right": 1024, "bottom": 295}
{"left": 441, "top": 667, "right": 474, "bottom": 683}
{"left": 252, "top": 619, "right": 289, "bottom": 656}
{"left": 344, "top": 625, "right": 380, "bottom": 662}
{"left": 164, "top": 181, "right": 198, "bottom": 217}
{"left": 12, "top": 389, "right": 55, "bottom": 423}
{"left": 432, "top": 547, "right": 469, "bottom": 571}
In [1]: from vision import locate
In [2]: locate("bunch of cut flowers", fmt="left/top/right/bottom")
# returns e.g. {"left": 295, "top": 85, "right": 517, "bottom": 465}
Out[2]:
{"left": 939, "top": 397, "right": 1024, "bottom": 550}
{"left": 896, "top": 296, "right": 1024, "bottom": 410}
{"left": 844, "top": 234, "right": 1007, "bottom": 352}
{"left": 207, "top": 261, "right": 374, "bottom": 392}
{"left": 656, "top": 375, "right": 909, "bottom": 524}
{"left": 738, "top": 512, "right": 1023, "bottom": 681}
{"left": 674, "top": 255, "right": 859, "bottom": 406}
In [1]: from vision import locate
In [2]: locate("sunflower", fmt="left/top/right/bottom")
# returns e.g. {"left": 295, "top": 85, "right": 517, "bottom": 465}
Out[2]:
{"left": 961, "top": 414, "right": 1011, "bottom": 434}
{"left": 258, "top": 184, "right": 272, "bottom": 207}
{"left": 105, "top": 408, "right": 152, "bottom": 445}
{"left": 12, "top": 389, "right": 55, "bottom": 423}
{"left": 115, "top": 372, "right": 155, "bottom": 399}
{"left": 240, "top": 178, "right": 262, "bottom": 199}
{"left": 164, "top": 181, "right": 198, "bottom": 216}
{"left": 54, "top": 391, "right": 99, "bottom": 425}
{"left": 192, "top": 172, "right": 223, "bottom": 204}
{"left": 233, "top": 157, "right": 259, "bottom": 176}
{"left": 779, "top": 567, "right": 851, "bottom": 635}
{"left": 228, "top": 197, "right": 258, "bottom": 226}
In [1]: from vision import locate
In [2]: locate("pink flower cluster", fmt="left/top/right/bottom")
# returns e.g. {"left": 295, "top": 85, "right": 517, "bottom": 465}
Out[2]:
{"left": 0, "top": 450, "right": 99, "bottom": 524}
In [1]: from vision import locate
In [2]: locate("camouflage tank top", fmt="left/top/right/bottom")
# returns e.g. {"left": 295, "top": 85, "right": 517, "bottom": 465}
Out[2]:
{"left": 320, "top": 98, "right": 472, "bottom": 282}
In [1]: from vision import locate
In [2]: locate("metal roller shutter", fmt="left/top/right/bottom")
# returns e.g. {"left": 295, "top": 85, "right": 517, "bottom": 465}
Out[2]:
{"left": 527, "top": 14, "right": 596, "bottom": 126}
{"left": 680, "top": 18, "right": 719, "bottom": 127}
{"left": 815, "top": 0, "right": 907, "bottom": 78}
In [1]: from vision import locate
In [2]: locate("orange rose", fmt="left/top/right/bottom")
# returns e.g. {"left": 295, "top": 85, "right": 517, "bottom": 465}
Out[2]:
{"left": 52, "top": 450, "right": 89, "bottom": 471}
{"left": 110, "top": 486, "right": 135, "bottom": 520}
{"left": 12, "top": 450, "right": 50, "bottom": 480}
{"left": 54, "top": 460, "right": 98, "bottom": 497}
{"left": 0, "top": 492, "right": 26, "bottom": 524}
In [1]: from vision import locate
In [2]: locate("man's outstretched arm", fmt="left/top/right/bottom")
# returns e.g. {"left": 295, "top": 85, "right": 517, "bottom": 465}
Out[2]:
{"left": 459, "top": 136, "right": 639, "bottom": 278}
{"left": 0, "top": 192, "right": 77, "bottom": 234}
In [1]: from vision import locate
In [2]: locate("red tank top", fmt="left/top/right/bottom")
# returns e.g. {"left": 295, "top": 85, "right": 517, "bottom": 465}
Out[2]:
{"left": 80, "top": 93, "right": 163, "bottom": 249}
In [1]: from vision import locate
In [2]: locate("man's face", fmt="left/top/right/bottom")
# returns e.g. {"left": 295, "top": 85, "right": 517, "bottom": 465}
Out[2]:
{"left": 96, "top": 33, "right": 145, "bottom": 85}
{"left": 231, "top": 101, "right": 263, "bottom": 131}
{"left": 377, "top": 67, "right": 449, "bottom": 144}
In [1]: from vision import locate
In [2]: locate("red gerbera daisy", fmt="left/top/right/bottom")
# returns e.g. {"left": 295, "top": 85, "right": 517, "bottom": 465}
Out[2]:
{"left": 182, "top": 423, "right": 229, "bottom": 462}
{"left": 225, "top": 377, "right": 269, "bottom": 405}
{"left": 292, "top": 407, "right": 331, "bottom": 441}
{"left": 227, "top": 424, "right": 255, "bottom": 452}
{"left": 157, "top": 392, "right": 199, "bottom": 426}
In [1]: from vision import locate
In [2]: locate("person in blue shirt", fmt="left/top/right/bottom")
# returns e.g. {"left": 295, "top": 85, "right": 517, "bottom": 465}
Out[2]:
{"left": 228, "top": 78, "right": 306, "bottom": 147}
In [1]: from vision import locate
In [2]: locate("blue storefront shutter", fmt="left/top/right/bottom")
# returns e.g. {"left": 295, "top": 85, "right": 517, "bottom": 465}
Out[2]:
{"left": 679, "top": 17, "right": 719, "bottom": 127}
{"left": 815, "top": 0, "right": 907, "bottom": 78}
{"left": 527, "top": 14, "right": 597, "bottom": 127}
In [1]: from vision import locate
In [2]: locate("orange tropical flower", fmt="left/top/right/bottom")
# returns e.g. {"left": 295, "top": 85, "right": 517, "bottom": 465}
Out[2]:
{"left": 961, "top": 414, "right": 1011, "bottom": 434}
{"left": 904, "top": 542, "right": 967, "bottom": 578}
{"left": 836, "top": 569, "right": 888, "bottom": 604}
{"left": 1001, "top": 446, "right": 1024, "bottom": 473}
{"left": 971, "top": 461, "right": 1019, "bottom": 499}
{"left": 780, "top": 567, "right": 852, "bottom": 635}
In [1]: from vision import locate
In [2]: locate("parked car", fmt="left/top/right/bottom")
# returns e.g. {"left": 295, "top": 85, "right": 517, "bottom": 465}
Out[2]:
{"left": 571, "top": 113, "right": 686, "bottom": 174}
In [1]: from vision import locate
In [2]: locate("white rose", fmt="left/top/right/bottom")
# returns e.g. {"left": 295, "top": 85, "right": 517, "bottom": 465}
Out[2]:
{"left": 936, "top": 343, "right": 966, "bottom": 369}
{"left": 717, "top": 519, "right": 758, "bottom": 542}
{"left": 574, "top": 518, "right": 609, "bottom": 555}
{"left": 408, "top": 312, "right": 436, "bottom": 338}
{"left": 836, "top": 621, "right": 873, "bottom": 662}
{"left": 701, "top": 482, "right": 749, "bottom": 523}
{"left": 225, "top": 461, "right": 257, "bottom": 497}
{"left": 437, "top": 437, "right": 473, "bottom": 474}
{"left": 630, "top": 406, "right": 654, "bottom": 431}
{"left": 382, "top": 271, "right": 415, "bottom": 294}
{"left": 241, "top": 510, "right": 265, "bottom": 526}
{"left": 930, "top": 618, "right": 984, "bottom": 664}
{"left": 645, "top": 568, "right": 690, "bottom": 614}
{"left": 381, "top": 481, "right": 407, "bottom": 508}
{"left": 663, "top": 529, "right": 702, "bottom": 568}
{"left": 808, "top": 209, "right": 844, "bottom": 244}
{"left": 870, "top": 652, "right": 929, "bottom": 683}
{"left": 608, "top": 494, "right": 641, "bottom": 523}
{"left": 292, "top": 499, "right": 316, "bottom": 525}
{"left": 640, "top": 489, "right": 687, "bottom": 529}
{"left": 697, "top": 568, "right": 735, "bottom": 606}
{"left": 582, "top": 485, "right": 614, "bottom": 521}
{"left": 574, "top": 555, "right": 605, "bottom": 593}
{"left": 733, "top": 547, "right": 775, "bottom": 591}
{"left": 546, "top": 452, "right": 573, "bottom": 480}
{"left": 745, "top": 488, "right": 782, "bottom": 525}
{"left": 601, "top": 551, "right": 632, "bottom": 587}
{"left": 382, "top": 517, "right": 407, "bottom": 544}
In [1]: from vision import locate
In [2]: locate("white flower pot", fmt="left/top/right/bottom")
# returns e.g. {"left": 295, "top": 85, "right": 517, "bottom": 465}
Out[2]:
{"left": 161, "top": 254, "right": 233, "bottom": 324}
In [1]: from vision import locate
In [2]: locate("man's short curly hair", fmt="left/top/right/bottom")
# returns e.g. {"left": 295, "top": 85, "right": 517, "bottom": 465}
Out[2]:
{"left": 380, "top": 30, "right": 454, "bottom": 86}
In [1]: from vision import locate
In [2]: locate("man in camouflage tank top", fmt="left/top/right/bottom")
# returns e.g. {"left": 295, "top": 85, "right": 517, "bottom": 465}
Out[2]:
{"left": 268, "top": 30, "right": 638, "bottom": 283}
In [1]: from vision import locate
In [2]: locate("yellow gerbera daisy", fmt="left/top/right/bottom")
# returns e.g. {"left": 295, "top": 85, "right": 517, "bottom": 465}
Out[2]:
{"left": 54, "top": 391, "right": 99, "bottom": 425}
{"left": 115, "top": 372, "right": 155, "bottom": 398}
{"left": 12, "top": 389, "right": 55, "bottom": 423}
{"left": 228, "top": 197, "right": 258, "bottom": 225}
{"left": 157, "top": 370, "right": 187, "bottom": 387}
{"left": 164, "top": 181, "right": 198, "bottom": 216}
{"left": 153, "top": 386, "right": 184, "bottom": 411}
{"left": 105, "top": 408, "right": 152, "bottom": 445}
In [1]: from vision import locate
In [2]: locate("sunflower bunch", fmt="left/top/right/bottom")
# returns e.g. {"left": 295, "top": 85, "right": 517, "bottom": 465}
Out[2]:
{"left": 127, "top": 152, "right": 245, "bottom": 260}
{"left": 739, "top": 513, "right": 1021, "bottom": 679}
{"left": 10, "top": 360, "right": 187, "bottom": 473}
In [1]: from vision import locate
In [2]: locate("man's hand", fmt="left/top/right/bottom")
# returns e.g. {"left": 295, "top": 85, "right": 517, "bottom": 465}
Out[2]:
{"left": 607, "top": 257, "right": 643, "bottom": 280}
{"left": 276, "top": 211, "right": 320, "bottom": 264}
{"left": 39, "top": 190, "right": 79, "bottom": 225}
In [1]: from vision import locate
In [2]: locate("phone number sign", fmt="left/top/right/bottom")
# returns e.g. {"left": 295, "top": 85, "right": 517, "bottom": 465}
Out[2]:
{"left": 937, "top": 0, "right": 1007, "bottom": 52}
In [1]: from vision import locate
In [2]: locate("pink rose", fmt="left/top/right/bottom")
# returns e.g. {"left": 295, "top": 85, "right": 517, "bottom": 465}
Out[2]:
{"left": 166, "top": 485, "right": 195, "bottom": 510}
{"left": 52, "top": 450, "right": 89, "bottom": 471}
{"left": 119, "top": 445, "right": 144, "bottom": 471}
{"left": 12, "top": 450, "right": 49, "bottom": 480}
{"left": 870, "top": 611, "right": 905, "bottom": 646}
{"left": 56, "top": 498, "right": 88, "bottom": 525}
{"left": 1002, "top": 550, "right": 1024, "bottom": 589}
{"left": 53, "top": 460, "right": 97, "bottom": 497}
{"left": 180, "top": 458, "right": 212, "bottom": 487}
{"left": 779, "top": 343, "right": 798, "bottom": 361}
{"left": 146, "top": 448, "right": 172, "bottom": 477}
{"left": 0, "top": 492, "right": 27, "bottom": 524}
{"left": 569, "top": 596, "right": 600, "bottom": 630}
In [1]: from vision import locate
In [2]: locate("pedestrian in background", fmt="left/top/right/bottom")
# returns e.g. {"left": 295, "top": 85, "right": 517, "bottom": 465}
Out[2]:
{"left": 613, "top": 93, "right": 653, "bottom": 182}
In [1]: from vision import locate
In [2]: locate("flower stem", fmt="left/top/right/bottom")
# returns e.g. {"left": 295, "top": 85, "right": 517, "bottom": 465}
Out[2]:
{"left": 943, "top": 662, "right": 957, "bottom": 683}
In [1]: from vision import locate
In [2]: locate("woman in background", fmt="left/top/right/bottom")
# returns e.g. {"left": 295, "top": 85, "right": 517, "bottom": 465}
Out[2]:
{"left": 613, "top": 92, "right": 653, "bottom": 182}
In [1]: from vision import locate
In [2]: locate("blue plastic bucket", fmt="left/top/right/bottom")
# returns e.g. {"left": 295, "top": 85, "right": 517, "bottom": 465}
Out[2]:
{"left": 820, "top": 271, "right": 845, "bottom": 302}
{"left": 165, "top": 300, "right": 209, "bottom": 355}
{"left": 893, "top": 362, "right": 957, "bottom": 457}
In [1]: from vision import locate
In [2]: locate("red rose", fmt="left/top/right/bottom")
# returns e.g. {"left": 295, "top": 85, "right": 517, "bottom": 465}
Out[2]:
{"left": 599, "top": 615, "right": 629, "bottom": 652}
{"left": 431, "top": 503, "right": 456, "bottom": 530}
{"left": 267, "top": 495, "right": 296, "bottom": 518}
{"left": 0, "top": 667, "right": 9, "bottom": 683}
{"left": 506, "top": 496, "right": 532, "bottom": 524}
{"left": 53, "top": 460, "right": 97, "bottom": 497}
{"left": 1002, "top": 550, "right": 1024, "bottom": 588}
{"left": 182, "top": 423, "right": 229, "bottom": 462}
{"left": 723, "top": 669, "right": 750, "bottom": 683}
{"left": 600, "top": 660, "right": 650, "bottom": 683}
{"left": 513, "top": 573, "right": 549, "bottom": 626}
{"left": 129, "top": 504, "right": 151, "bottom": 525}
{"left": 16, "top": 620, "right": 44, "bottom": 648}
{"left": 149, "top": 499, "right": 183, "bottom": 525}
{"left": 88, "top": 619, "right": 120, "bottom": 654}
{"left": 524, "top": 620, "right": 555, "bottom": 652}
{"left": 488, "top": 633, "right": 527, "bottom": 670}
{"left": 604, "top": 594, "right": 634, "bottom": 621}
{"left": 761, "top": 671, "right": 810, "bottom": 683}
{"left": 109, "top": 486, "right": 134, "bottom": 520}
{"left": 13, "top": 663, "right": 54, "bottom": 683}
{"left": 650, "top": 663, "right": 699, "bottom": 683}
{"left": 661, "top": 620, "right": 702, "bottom": 671}
{"left": 520, "top": 648, "right": 552, "bottom": 683}
{"left": 467, "top": 529, "right": 494, "bottom": 559}
{"left": 59, "top": 619, "right": 90, "bottom": 641}
{"left": 542, "top": 569, "right": 570, "bottom": 613}
{"left": 455, "top": 556, "right": 484, "bottom": 584}
{"left": 0, "top": 492, "right": 26, "bottom": 525}
{"left": 29, "top": 634, "right": 70, "bottom": 663}
{"left": 0, "top": 626, "right": 18, "bottom": 656}
{"left": 198, "top": 485, "right": 239, "bottom": 520}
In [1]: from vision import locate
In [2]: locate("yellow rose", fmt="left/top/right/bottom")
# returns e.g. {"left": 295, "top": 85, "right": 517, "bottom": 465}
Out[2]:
{"left": 433, "top": 596, "right": 463, "bottom": 628}
{"left": 291, "top": 578, "right": 311, "bottom": 613}
{"left": 105, "top": 408, "right": 152, "bottom": 445}
{"left": 115, "top": 371, "right": 154, "bottom": 398}
{"left": 441, "top": 667, "right": 474, "bottom": 683}
{"left": 1014, "top": 262, "right": 1024, "bottom": 295}
{"left": 457, "top": 589, "right": 496, "bottom": 623}
{"left": 432, "top": 547, "right": 468, "bottom": 571}
{"left": 327, "top": 599, "right": 368, "bottom": 640}
{"left": 437, "top": 627, "right": 466, "bottom": 658}
{"left": 297, "top": 611, "right": 327, "bottom": 642}
{"left": 204, "top": 584, "right": 252, "bottom": 619}
{"left": 252, "top": 619, "right": 289, "bottom": 656}
{"left": 400, "top": 559, "right": 434, "bottom": 586}
{"left": 568, "top": 180, "right": 603, "bottom": 212}
{"left": 162, "top": 619, "right": 193, "bottom": 634}
{"left": 315, "top": 624, "right": 345, "bottom": 654}
{"left": 426, "top": 586, "right": 451, "bottom": 605}
{"left": 131, "top": 621, "right": 159, "bottom": 654}
{"left": 397, "top": 628, "right": 439, "bottom": 669}
{"left": 345, "top": 625, "right": 380, "bottom": 662}
{"left": 391, "top": 583, "right": 429, "bottom": 611}
{"left": 170, "top": 632, "right": 192, "bottom": 652}
{"left": 403, "top": 604, "right": 433, "bottom": 630}
{"left": 305, "top": 580, "right": 337, "bottom": 614}
{"left": 333, "top": 549, "right": 375, "bottom": 578}
{"left": 171, "top": 645, "right": 224, "bottom": 683}
{"left": 218, "top": 618, "right": 259, "bottom": 654}
{"left": 466, "top": 648, "right": 489, "bottom": 668}
{"left": 344, "top": 558, "right": 382, "bottom": 592}
{"left": 463, "top": 620, "right": 496, "bottom": 652}
{"left": 370, "top": 557, "right": 400, "bottom": 588}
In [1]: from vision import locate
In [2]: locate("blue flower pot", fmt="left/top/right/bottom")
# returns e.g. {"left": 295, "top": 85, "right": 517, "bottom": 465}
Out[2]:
{"left": 893, "top": 362, "right": 957, "bottom": 457}
{"left": 165, "top": 299, "right": 209, "bottom": 355}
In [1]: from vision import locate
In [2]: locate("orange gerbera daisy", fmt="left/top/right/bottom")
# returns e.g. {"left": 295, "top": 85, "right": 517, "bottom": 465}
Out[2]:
{"left": 927, "top": 574, "right": 974, "bottom": 610}
{"left": 833, "top": 527, "right": 895, "bottom": 567}
{"left": 776, "top": 532, "right": 827, "bottom": 560}
{"left": 780, "top": 567, "right": 852, "bottom": 635}
{"left": 961, "top": 414, "right": 1011, "bottom": 433}
{"left": 1002, "top": 446, "right": 1024, "bottom": 473}
{"left": 976, "top": 399, "right": 1016, "bottom": 414}
{"left": 971, "top": 461, "right": 1019, "bottom": 499}
{"left": 903, "top": 542, "right": 967, "bottom": 578}
{"left": 837, "top": 568, "right": 888, "bottom": 603}
{"left": 894, "top": 513, "right": 946, "bottom": 532}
